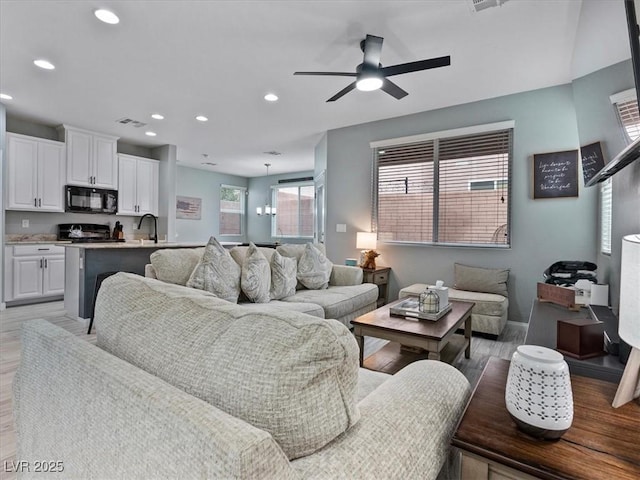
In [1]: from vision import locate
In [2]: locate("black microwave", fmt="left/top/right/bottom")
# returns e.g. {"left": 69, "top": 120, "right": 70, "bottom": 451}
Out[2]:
{"left": 65, "top": 186, "right": 118, "bottom": 214}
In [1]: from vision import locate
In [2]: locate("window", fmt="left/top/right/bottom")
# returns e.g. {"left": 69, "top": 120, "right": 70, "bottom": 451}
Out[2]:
{"left": 219, "top": 185, "right": 245, "bottom": 235}
{"left": 373, "top": 123, "right": 513, "bottom": 247}
{"left": 273, "top": 183, "right": 314, "bottom": 238}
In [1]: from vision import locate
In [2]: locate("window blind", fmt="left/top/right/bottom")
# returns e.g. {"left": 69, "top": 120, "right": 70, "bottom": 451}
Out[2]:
{"left": 374, "top": 128, "right": 512, "bottom": 246}
{"left": 616, "top": 98, "right": 640, "bottom": 141}
{"left": 600, "top": 178, "right": 612, "bottom": 255}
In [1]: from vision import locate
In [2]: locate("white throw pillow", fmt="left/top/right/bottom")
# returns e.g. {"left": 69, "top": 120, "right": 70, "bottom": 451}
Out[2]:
{"left": 270, "top": 250, "right": 297, "bottom": 300}
{"left": 241, "top": 243, "right": 271, "bottom": 303}
{"left": 297, "top": 243, "right": 333, "bottom": 290}
{"left": 186, "top": 237, "right": 241, "bottom": 303}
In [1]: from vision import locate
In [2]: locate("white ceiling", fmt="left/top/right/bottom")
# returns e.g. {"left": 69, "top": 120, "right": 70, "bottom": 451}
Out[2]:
{"left": 0, "top": 0, "right": 632, "bottom": 177}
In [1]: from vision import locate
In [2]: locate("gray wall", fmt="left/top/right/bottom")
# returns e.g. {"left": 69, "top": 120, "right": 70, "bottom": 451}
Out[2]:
{"left": 573, "top": 59, "right": 640, "bottom": 311}
{"left": 176, "top": 166, "right": 248, "bottom": 243}
{"left": 324, "top": 84, "right": 596, "bottom": 323}
{"left": 247, "top": 170, "right": 314, "bottom": 243}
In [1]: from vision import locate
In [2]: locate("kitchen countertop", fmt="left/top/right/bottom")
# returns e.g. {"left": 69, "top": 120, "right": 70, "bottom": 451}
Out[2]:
{"left": 59, "top": 241, "right": 208, "bottom": 249}
{"left": 6, "top": 240, "right": 72, "bottom": 245}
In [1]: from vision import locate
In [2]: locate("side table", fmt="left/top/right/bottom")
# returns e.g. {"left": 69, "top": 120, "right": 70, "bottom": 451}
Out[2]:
{"left": 362, "top": 266, "right": 390, "bottom": 307}
{"left": 452, "top": 357, "right": 640, "bottom": 480}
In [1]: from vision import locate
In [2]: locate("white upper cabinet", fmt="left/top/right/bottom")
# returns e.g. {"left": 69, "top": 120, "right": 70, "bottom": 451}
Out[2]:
{"left": 58, "top": 125, "right": 118, "bottom": 189}
{"left": 6, "top": 133, "right": 65, "bottom": 212}
{"left": 117, "top": 154, "right": 159, "bottom": 216}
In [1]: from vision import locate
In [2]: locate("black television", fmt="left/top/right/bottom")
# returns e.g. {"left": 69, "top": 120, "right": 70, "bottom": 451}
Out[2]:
{"left": 586, "top": 0, "right": 640, "bottom": 186}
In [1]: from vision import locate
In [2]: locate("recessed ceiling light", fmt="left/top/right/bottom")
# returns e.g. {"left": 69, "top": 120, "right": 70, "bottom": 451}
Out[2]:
{"left": 34, "top": 59, "right": 55, "bottom": 70}
{"left": 151, "top": 113, "right": 164, "bottom": 120}
{"left": 264, "top": 93, "right": 278, "bottom": 102}
{"left": 0, "top": 93, "right": 13, "bottom": 100}
{"left": 95, "top": 9, "right": 120, "bottom": 25}
{"left": 195, "top": 115, "right": 208, "bottom": 122}
{"left": 145, "top": 131, "right": 157, "bottom": 137}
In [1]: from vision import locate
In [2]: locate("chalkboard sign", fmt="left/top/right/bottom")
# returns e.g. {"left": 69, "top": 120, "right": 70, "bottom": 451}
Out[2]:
{"left": 533, "top": 150, "right": 579, "bottom": 199}
{"left": 580, "top": 142, "right": 605, "bottom": 185}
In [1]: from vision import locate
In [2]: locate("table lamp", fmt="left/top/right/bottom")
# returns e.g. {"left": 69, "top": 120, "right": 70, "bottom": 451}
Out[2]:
{"left": 613, "top": 234, "right": 640, "bottom": 408}
{"left": 356, "top": 232, "right": 378, "bottom": 269}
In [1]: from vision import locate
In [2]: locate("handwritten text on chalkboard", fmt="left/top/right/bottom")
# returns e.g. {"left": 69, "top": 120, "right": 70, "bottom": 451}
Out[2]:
{"left": 580, "top": 142, "right": 605, "bottom": 185}
{"left": 533, "top": 150, "right": 579, "bottom": 199}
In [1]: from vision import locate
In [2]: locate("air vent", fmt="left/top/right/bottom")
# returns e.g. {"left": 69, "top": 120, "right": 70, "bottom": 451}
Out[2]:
{"left": 278, "top": 176, "right": 314, "bottom": 184}
{"left": 263, "top": 151, "right": 282, "bottom": 156}
{"left": 115, "top": 117, "right": 147, "bottom": 128}
{"left": 469, "top": 0, "right": 509, "bottom": 12}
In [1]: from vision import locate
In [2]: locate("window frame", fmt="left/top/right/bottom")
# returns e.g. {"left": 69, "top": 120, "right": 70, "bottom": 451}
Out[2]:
{"left": 371, "top": 121, "right": 514, "bottom": 249}
{"left": 271, "top": 181, "right": 315, "bottom": 239}
{"left": 219, "top": 184, "right": 246, "bottom": 237}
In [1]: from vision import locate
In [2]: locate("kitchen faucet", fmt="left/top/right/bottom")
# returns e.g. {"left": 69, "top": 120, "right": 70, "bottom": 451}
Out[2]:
{"left": 137, "top": 214, "right": 158, "bottom": 243}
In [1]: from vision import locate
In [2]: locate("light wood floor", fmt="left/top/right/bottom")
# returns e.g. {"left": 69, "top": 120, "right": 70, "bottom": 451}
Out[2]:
{"left": 0, "top": 301, "right": 525, "bottom": 480}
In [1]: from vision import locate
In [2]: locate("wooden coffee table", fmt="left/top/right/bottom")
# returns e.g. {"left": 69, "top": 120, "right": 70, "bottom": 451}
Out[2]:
{"left": 352, "top": 298, "right": 474, "bottom": 372}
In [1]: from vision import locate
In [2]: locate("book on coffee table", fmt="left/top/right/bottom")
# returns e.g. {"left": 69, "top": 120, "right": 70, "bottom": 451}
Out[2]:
{"left": 390, "top": 298, "right": 452, "bottom": 321}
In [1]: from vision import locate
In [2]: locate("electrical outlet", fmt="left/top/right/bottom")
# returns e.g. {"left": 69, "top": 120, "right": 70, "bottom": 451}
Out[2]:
{"left": 336, "top": 224, "right": 347, "bottom": 233}
{"left": 22, "top": 219, "right": 29, "bottom": 228}
{"left": 133, "top": 223, "right": 138, "bottom": 230}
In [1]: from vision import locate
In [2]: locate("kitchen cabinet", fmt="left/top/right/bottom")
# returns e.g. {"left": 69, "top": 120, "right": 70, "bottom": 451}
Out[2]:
{"left": 4, "top": 244, "right": 66, "bottom": 302}
{"left": 58, "top": 125, "right": 119, "bottom": 189}
{"left": 6, "top": 133, "right": 65, "bottom": 212}
{"left": 117, "top": 154, "right": 159, "bottom": 215}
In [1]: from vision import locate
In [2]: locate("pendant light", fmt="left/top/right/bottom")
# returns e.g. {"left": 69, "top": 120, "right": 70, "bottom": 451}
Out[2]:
{"left": 256, "top": 163, "right": 276, "bottom": 216}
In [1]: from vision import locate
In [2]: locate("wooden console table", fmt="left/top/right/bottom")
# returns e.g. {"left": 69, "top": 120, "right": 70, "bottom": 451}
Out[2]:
{"left": 452, "top": 357, "right": 640, "bottom": 480}
{"left": 525, "top": 299, "right": 625, "bottom": 382}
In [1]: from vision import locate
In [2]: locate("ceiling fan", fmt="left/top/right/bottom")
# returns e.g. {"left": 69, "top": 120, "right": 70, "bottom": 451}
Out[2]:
{"left": 294, "top": 34, "right": 450, "bottom": 102}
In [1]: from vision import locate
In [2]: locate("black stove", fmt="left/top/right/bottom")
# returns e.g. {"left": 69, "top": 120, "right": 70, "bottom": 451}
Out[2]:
{"left": 57, "top": 223, "right": 126, "bottom": 243}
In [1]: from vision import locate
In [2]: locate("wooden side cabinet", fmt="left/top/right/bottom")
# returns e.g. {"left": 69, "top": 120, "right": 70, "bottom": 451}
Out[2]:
{"left": 452, "top": 357, "right": 640, "bottom": 480}
{"left": 362, "top": 266, "right": 390, "bottom": 307}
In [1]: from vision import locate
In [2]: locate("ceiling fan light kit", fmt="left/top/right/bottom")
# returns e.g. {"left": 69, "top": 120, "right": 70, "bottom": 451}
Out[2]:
{"left": 294, "top": 34, "right": 450, "bottom": 102}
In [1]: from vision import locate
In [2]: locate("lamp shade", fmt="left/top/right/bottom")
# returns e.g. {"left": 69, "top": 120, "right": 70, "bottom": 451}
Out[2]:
{"left": 619, "top": 234, "right": 640, "bottom": 349}
{"left": 356, "top": 232, "right": 377, "bottom": 250}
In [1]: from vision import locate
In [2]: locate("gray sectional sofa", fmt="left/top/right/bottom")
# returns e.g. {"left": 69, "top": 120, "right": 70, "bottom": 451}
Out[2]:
{"left": 146, "top": 243, "right": 380, "bottom": 328}
{"left": 14, "top": 272, "right": 472, "bottom": 479}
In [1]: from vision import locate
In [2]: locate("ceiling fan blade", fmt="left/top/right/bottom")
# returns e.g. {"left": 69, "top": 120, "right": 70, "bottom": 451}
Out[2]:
{"left": 381, "top": 79, "right": 408, "bottom": 100}
{"left": 327, "top": 82, "right": 356, "bottom": 102}
{"left": 380, "top": 56, "right": 451, "bottom": 77}
{"left": 362, "top": 34, "right": 384, "bottom": 69}
{"left": 294, "top": 71, "right": 357, "bottom": 77}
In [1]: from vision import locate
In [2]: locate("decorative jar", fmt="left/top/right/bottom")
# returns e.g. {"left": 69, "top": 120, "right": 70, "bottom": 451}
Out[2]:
{"left": 419, "top": 288, "right": 440, "bottom": 313}
{"left": 505, "top": 345, "right": 573, "bottom": 440}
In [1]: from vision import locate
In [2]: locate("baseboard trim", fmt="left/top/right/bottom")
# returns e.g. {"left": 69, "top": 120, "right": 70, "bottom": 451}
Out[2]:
{"left": 507, "top": 320, "right": 528, "bottom": 328}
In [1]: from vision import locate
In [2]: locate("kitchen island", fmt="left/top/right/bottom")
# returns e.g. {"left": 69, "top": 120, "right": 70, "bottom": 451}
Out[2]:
{"left": 62, "top": 242, "right": 212, "bottom": 322}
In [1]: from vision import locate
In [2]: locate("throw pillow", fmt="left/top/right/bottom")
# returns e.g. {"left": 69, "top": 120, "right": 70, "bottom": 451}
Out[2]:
{"left": 149, "top": 247, "right": 205, "bottom": 286}
{"left": 454, "top": 263, "right": 509, "bottom": 296}
{"left": 241, "top": 243, "right": 271, "bottom": 303}
{"left": 297, "top": 243, "right": 333, "bottom": 290}
{"left": 270, "top": 250, "right": 297, "bottom": 300}
{"left": 186, "top": 237, "right": 241, "bottom": 303}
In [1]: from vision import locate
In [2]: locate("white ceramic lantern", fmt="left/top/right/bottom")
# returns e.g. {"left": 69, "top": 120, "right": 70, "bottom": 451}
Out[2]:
{"left": 505, "top": 345, "right": 573, "bottom": 439}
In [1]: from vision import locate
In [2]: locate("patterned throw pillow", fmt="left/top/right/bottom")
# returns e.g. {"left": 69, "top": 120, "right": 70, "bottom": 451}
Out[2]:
{"left": 270, "top": 250, "right": 297, "bottom": 300}
{"left": 241, "top": 243, "right": 271, "bottom": 303}
{"left": 297, "top": 243, "right": 333, "bottom": 290}
{"left": 186, "top": 237, "right": 241, "bottom": 303}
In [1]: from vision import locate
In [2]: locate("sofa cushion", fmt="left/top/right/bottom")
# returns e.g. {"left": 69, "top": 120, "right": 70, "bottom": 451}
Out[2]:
{"left": 240, "top": 300, "right": 325, "bottom": 318}
{"left": 282, "top": 284, "right": 378, "bottom": 320}
{"left": 186, "top": 237, "right": 241, "bottom": 303}
{"left": 149, "top": 247, "right": 205, "bottom": 286}
{"left": 277, "top": 243, "right": 328, "bottom": 290}
{"left": 96, "top": 273, "right": 361, "bottom": 460}
{"left": 297, "top": 243, "right": 333, "bottom": 290}
{"left": 270, "top": 250, "right": 298, "bottom": 300}
{"left": 240, "top": 243, "right": 271, "bottom": 303}
{"left": 454, "top": 263, "right": 509, "bottom": 296}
